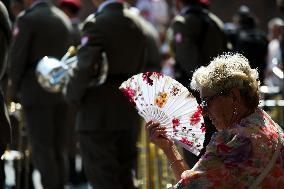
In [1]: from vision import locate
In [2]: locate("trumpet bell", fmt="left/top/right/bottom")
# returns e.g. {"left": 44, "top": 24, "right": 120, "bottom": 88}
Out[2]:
{"left": 36, "top": 56, "right": 70, "bottom": 93}
{"left": 36, "top": 46, "right": 108, "bottom": 93}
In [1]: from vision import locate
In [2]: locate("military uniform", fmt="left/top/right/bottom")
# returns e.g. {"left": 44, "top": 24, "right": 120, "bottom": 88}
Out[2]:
{"left": 9, "top": 0, "right": 72, "bottom": 188}
{"left": 65, "top": 1, "right": 160, "bottom": 189}
{"left": 170, "top": 3, "right": 229, "bottom": 168}
{"left": 172, "top": 5, "right": 229, "bottom": 85}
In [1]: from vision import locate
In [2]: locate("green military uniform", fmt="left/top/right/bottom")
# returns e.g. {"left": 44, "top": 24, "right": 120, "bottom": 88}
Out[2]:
{"left": 9, "top": 0, "right": 73, "bottom": 188}
{"left": 65, "top": 1, "right": 160, "bottom": 188}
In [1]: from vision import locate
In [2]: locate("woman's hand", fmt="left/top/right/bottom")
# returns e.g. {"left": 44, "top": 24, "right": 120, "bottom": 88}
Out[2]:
{"left": 180, "top": 170, "right": 199, "bottom": 184}
{"left": 145, "top": 121, "right": 174, "bottom": 152}
{"left": 146, "top": 121, "right": 189, "bottom": 180}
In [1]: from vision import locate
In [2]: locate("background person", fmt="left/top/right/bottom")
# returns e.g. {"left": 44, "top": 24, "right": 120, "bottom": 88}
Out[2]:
{"left": 168, "top": 0, "right": 229, "bottom": 168}
{"left": 8, "top": 0, "right": 73, "bottom": 188}
{"left": 64, "top": 0, "right": 161, "bottom": 188}
{"left": 264, "top": 17, "right": 284, "bottom": 91}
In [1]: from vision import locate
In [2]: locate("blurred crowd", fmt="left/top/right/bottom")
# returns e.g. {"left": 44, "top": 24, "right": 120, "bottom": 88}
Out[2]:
{"left": 1, "top": 0, "right": 284, "bottom": 189}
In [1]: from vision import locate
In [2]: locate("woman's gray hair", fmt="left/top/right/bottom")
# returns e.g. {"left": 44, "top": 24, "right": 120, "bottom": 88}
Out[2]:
{"left": 190, "top": 53, "right": 260, "bottom": 109}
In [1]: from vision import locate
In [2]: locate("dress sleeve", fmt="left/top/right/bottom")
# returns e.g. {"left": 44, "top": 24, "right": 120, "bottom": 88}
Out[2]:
{"left": 179, "top": 131, "right": 253, "bottom": 189}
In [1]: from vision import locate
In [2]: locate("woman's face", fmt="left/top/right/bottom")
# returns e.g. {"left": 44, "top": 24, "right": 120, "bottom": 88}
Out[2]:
{"left": 200, "top": 88, "right": 234, "bottom": 131}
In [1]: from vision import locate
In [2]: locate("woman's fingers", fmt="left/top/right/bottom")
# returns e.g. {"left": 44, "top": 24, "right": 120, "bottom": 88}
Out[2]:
{"left": 145, "top": 121, "right": 174, "bottom": 151}
{"left": 181, "top": 170, "right": 199, "bottom": 179}
{"left": 145, "top": 121, "right": 167, "bottom": 141}
{"left": 146, "top": 121, "right": 159, "bottom": 130}
{"left": 150, "top": 126, "right": 166, "bottom": 139}
{"left": 145, "top": 121, "right": 153, "bottom": 128}
{"left": 146, "top": 121, "right": 159, "bottom": 134}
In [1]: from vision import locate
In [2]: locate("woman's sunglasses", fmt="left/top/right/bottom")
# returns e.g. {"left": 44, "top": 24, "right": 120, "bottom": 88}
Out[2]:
{"left": 200, "top": 91, "right": 229, "bottom": 111}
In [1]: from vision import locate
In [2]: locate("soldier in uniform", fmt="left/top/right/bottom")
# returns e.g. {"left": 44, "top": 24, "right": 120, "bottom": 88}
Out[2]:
{"left": 64, "top": 0, "right": 160, "bottom": 188}
{"left": 9, "top": 0, "right": 73, "bottom": 188}
{"left": 0, "top": 2, "right": 12, "bottom": 188}
{"left": 169, "top": 0, "right": 229, "bottom": 168}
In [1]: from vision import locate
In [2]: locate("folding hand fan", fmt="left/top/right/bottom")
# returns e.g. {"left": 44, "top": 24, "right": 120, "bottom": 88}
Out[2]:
{"left": 119, "top": 72, "right": 205, "bottom": 156}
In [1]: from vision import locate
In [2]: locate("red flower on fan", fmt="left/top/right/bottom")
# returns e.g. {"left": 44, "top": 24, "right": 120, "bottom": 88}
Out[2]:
{"left": 190, "top": 106, "right": 201, "bottom": 125}
{"left": 142, "top": 72, "right": 154, "bottom": 86}
{"left": 172, "top": 118, "right": 180, "bottom": 131}
{"left": 121, "top": 87, "right": 136, "bottom": 106}
{"left": 142, "top": 72, "right": 164, "bottom": 86}
{"left": 180, "top": 138, "right": 193, "bottom": 146}
{"left": 153, "top": 72, "right": 163, "bottom": 78}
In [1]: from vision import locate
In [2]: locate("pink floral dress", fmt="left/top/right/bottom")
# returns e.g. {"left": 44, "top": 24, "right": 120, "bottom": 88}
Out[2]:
{"left": 178, "top": 108, "right": 284, "bottom": 189}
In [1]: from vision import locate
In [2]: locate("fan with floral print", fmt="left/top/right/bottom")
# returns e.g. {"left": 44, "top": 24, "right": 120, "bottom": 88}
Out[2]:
{"left": 119, "top": 72, "right": 205, "bottom": 156}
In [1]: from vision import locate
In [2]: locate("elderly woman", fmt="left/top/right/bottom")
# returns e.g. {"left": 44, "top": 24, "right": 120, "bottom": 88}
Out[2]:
{"left": 146, "top": 53, "right": 284, "bottom": 189}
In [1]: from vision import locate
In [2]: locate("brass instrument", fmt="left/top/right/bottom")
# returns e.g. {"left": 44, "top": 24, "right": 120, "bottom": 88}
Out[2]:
{"left": 36, "top": 46, "right": 78, "bottom": 93}
{"left": 36, "top": 46, "right": 108, "bottom": 93}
